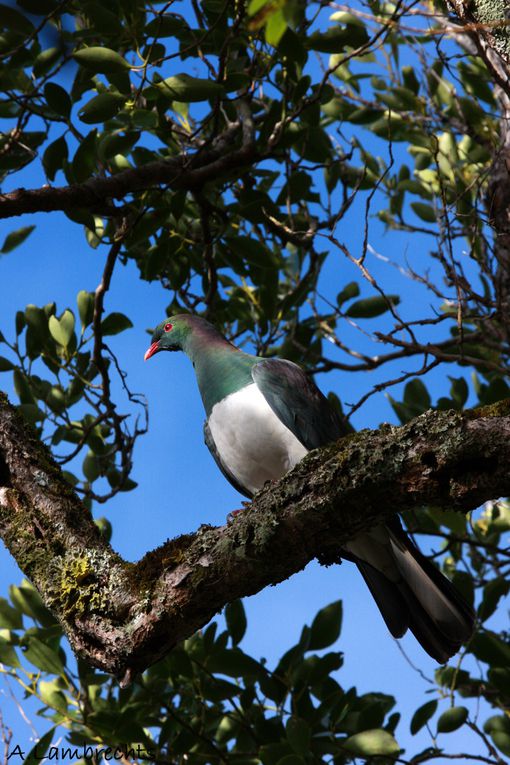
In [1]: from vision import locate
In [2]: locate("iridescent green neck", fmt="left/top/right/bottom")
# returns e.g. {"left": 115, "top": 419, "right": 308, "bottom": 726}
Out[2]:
{"left": 182, "top": 329, "right": 258, "bottom": 416}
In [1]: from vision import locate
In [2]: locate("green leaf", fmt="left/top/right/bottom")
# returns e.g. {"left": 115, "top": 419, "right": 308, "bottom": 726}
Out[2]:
{"left": 13, "top": 370, "right": 35, "bottom": 404}
{"left": 337, "top": 281, "right": 360, "bottom": 306}
{"left": 72, "top": 129, "right": 97, "bottom": 183}
{"left": 47, "top": 386, "right": 66, "bottom": 413}
{"left": 94, "top": 517, "right": 113, "bottom": 542}
{"left": 402, "top": 65, "right": 420, "bottom": 94}
{"left": 346, "top": 295, "right": 400, "bottom": 318}
{"left": 343, "top": 729, "right": 400, "bottom": 757}
{"left": 207, "top": 648, "right": 264, "bottom": 678}
{"left": 492, "top": 732, "right": 510, "bottom": 758}
{"left": 201, "top": 675, "right": 241, "bottom": 702}
{"left": 403, "top": 378, "right": 431, "bottom": 412}
{"left": 24, "top": 728, "right": 55, "bottom": 765}
{"left": 9, "top": 583, "right": 56, "bottom": 627}
{"left": 83, "top": 450, "right": 100, "bottom": 482}
{"left": 0, "top": 356, "right": 14, "bottom": 372}
{"left": 484, "top": 715, "right": 510, "bottom": 735}
{"left": 48, "top": 310, "right": 75, "bottom": 347}
{"left": 478, "top": 578, "right": 510, "bottom": 622}
{"left": 437, "top": 706, "right": 468, "bottom": 733}
{"left": 410, "top": 700, "right": 437, "bottom": 735}
{"left": 225, "top": 599, "right": 247, "bottom": 645}
{"left": 1, "top": 225, "right": 35, "bottom": 254}
{"left": 488, "top": 667, "right": 510, "bottom": 696}
{"left": 0, "top": 639, "right": 21, "bottom": 667}
{"left": 0, "top": 4, "right": 35, "bottom": 34}
{"left": 286, "top": 717, "right": 311, "bottom": 755}
{"left": 470, "top": 631, "right": 510, "bottom": 667}
{"left": 485, "top": 717, "right": 510, "bottom": 755}
{"left": 227, "top": 236, "right": 279, "bottom": 267}
{"left": 0, "top": 597, "right": 23, "bottom": 628}
{"left": 155, "top": 74, "right": 224, "bottom": 102}
{"left": 44, "top": 82, "right": 71, "bottom": 118}
{"left": 145, "top": 15, "right": 186, "bottom": 37}
{"left": 248, "top": 0, "right": 272, "bottom": 15}
{"left": 77, "top": 290, "right": 95, "bottom": 329}
{"left": 24, "top": 637, "right": 65, "bottom": 676}
{"left": 347, "top": 107, "right": 385, "bottom": 125}
{"left": 309, "top": 600, "right": 342, "bottom": 650}
{"left": 73, "top": 46, "right": 130, "bottom": 73}
{"left": 85, "top": 216, "right": 105, "bottom": 249}
{"left": 275, "top": 756, "right": 305, "bottom": 765}
{"left": 39, "top": 680, "right": 68, "bottom": 713}
{"left": 43, "top": 135, "right": 68, "bottom": 181}
{"left": 307, "top": 23, "right": 368, "bottom": 53}
{"left": 101, "top": 312, "right": 133, "bottom": 336}
{"left": 33, "top": 47, "right": 60, "bottom": 77}
{"left": 79, "top": 92, "right": 126, "bottom": 124}
{"left": 411, "top": 202, "right": 437, "bottom": 223}
{"left": 25, "top": 304, "right": 49, "bottom": 338}
{"left": 449, "top": 376, "right": 469, "bottom": 408}
{"left": 265, "top": 9, "right": 287, "bottom": 46}
{"left": 15, "top": 311, "right": 26, "bottom": 335}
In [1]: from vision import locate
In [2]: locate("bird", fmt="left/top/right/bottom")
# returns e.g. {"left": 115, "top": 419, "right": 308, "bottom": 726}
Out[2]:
{"left": 144, "top": 313, "right": 474, "bottom": 662}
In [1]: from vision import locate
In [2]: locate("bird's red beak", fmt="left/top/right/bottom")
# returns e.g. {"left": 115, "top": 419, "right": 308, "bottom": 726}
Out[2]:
{"left": 144, "top": 342, "right": 160, "bottom": 361}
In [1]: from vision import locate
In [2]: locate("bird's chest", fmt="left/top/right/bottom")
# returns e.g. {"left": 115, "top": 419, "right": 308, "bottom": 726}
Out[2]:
{"left": 207, "top": 384, "right": 308, "bottom": 495}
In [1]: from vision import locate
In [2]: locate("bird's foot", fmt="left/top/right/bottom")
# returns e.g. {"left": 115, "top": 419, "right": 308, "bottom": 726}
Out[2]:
{"left": 227, "top": 502, "right": 251, "bottom": 522}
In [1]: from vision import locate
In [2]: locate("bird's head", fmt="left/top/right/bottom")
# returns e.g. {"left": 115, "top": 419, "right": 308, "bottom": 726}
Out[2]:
{"left": 144, "top": 314, "right": 192, "bottom": 360}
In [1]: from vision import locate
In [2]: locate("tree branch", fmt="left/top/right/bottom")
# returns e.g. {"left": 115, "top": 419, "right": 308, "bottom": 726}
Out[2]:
{"left": 0, "top": 124, "right": 259, "bottom": 220}
{"left": 1, "top": 392, "right": 510, "bottom": 685}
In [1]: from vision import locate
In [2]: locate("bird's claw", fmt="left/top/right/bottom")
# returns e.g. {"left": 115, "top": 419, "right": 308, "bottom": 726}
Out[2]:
{"left": 227, "top": 501, "right": 251, "bottom": 522}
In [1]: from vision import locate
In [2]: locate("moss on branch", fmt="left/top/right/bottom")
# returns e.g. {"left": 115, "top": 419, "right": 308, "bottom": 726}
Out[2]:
{"left": 2, "top": 392, "right": 510, "bottom": 680}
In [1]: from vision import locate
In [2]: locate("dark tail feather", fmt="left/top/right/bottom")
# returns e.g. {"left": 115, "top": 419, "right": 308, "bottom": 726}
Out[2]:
{"left": 350, "top": 521, "right": 475, "bottom": 663}
{"left": 356, "top": 559, "right": 408, "bottom": 638}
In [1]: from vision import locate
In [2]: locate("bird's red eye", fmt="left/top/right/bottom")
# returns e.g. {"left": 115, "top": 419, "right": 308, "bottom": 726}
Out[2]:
{"left": 164, "top": 322, "right": 173, "bottom": 332}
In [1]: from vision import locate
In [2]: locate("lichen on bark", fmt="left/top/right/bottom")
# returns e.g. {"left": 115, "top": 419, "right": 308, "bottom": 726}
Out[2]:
{"left": 471, "top": 0, "right": 510, "bottom": 58}
{"left": 2, "top": 391, "right": 510, "bottom": 680}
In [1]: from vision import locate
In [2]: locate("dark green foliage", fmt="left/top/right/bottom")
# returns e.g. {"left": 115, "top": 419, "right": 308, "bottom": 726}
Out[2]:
{"left": 0, "top": 581, "right": 403, "bottom": 762}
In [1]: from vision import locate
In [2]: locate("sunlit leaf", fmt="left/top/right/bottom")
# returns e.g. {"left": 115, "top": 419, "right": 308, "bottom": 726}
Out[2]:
{"left": 343, "top": 729, "right": 400, "bottom": 756}
{"left": 73, "top": 47, "right": 130, "bottom": 72}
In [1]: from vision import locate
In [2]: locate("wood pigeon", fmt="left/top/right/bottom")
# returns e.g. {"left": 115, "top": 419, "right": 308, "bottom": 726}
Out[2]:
{"left": 145, "top": 314, "right": 474, "bottom": 662}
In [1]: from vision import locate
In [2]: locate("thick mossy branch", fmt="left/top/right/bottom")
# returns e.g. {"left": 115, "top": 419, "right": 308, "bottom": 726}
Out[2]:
{"left": 447, "top": 1, "right": 510, "bottom": 90}
{"left": 470, "top": 0, "right": 510, "bottom": 59}
{"left": 1, "top": 391, "right": 510, "bottom": 683}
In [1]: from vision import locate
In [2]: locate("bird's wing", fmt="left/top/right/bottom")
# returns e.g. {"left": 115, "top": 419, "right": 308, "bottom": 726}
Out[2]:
{"left": 203, "top": 419, "right": 253, "bottom": 498}
{"left": 251, "top": 358, "right": 342, "bottom": 450}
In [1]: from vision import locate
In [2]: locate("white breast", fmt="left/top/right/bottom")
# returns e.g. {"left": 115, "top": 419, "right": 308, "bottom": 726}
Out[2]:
{"left": 207, "top": 383, "right": 308, "bottom": 495}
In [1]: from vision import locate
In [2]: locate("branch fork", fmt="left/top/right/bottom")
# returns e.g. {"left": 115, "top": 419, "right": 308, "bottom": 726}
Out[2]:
{"left": 1, "top": 392, "right": 509, "bottom": 684}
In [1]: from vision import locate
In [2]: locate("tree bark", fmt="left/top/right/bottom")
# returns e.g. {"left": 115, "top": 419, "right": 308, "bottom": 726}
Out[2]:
{"left": 1, "top": 392, "right": 509, "bottom": 685}
{"left": 0, "top": 123, "right": 258, "bottom": 220}
{"left": 445, "top": 2, "right": 510, "bottom": 351}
